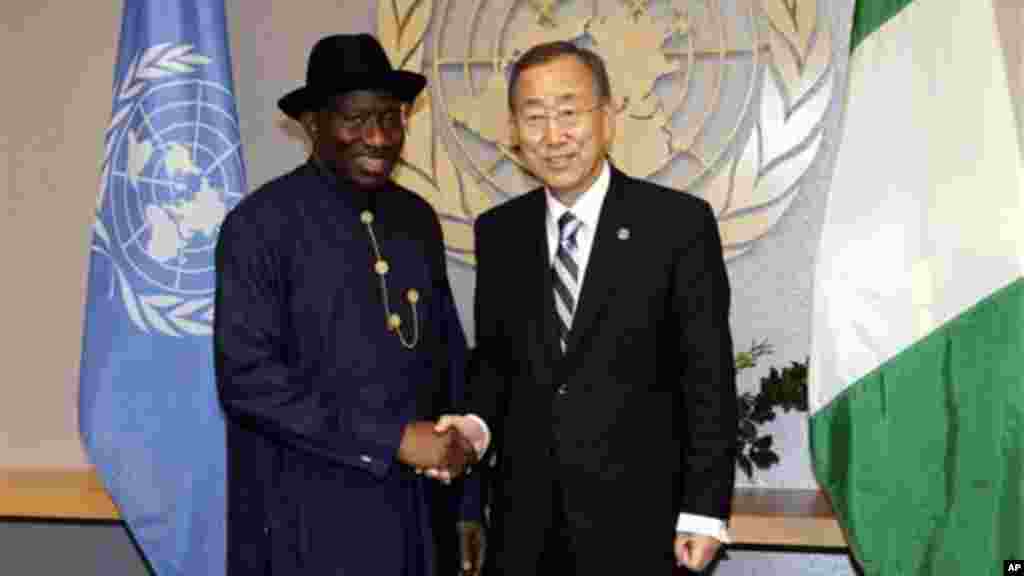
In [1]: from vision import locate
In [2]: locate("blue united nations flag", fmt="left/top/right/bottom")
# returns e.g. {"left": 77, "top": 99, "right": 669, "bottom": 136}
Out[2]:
{"left": 79, "top": 1, "right": 245, "bottom": 573}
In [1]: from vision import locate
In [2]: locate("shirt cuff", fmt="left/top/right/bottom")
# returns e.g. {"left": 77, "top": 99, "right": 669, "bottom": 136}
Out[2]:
{"left": 464, "top": 414, "right": 491, "bottom": 458}
{"left": 676, "top": 513, "right": 731, "bottom": 544}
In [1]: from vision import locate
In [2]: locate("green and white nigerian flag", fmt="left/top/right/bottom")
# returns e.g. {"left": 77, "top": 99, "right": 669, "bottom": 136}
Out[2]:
{"left": 809, "top": 0, "right": 1024, "bottom": 574}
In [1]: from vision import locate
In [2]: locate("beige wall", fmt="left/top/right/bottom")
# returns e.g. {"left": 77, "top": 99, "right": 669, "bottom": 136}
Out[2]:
{"left": 996, "top": 0, "right": 1024, "bottom": 159}
{"left": 0, "top": 0, "right": 378, "bottom": 469}
{"left": 2, "top": 2, "right": 121, "bottom": 467}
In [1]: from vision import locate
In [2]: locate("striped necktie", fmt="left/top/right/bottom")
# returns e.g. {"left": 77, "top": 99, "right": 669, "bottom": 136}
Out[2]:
{"left": 552, "top": 211, "right": 582, "bottom": 353}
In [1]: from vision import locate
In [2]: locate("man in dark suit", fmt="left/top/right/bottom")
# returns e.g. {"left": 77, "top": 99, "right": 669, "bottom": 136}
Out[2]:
{"left": 433, "top": 41, "right": 738, "bottom": 574}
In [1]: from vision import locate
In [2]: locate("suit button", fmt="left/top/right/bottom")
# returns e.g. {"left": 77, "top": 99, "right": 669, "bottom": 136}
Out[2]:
{"left": 556, "top": 384, "right": 569, "bottom": 396}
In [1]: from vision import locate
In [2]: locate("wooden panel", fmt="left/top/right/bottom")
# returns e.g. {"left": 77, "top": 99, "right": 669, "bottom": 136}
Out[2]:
{"left": 730, "top": 488, "right": 847, "bottom": 548}
{"left": 0, "top": 468, "right": 119, "bottom": 520}
{"left": 0, "top": 469, "right": 848, "bottom": 548}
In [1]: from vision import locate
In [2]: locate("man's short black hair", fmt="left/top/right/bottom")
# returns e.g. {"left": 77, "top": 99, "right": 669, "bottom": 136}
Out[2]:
{"left": 507, "top": 41, "right": 613, "bottom": 112}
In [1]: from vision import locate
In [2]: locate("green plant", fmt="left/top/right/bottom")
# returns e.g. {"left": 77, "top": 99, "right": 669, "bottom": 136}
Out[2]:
{"left": 734, "top": 341, "right": 809, "bottom": 480}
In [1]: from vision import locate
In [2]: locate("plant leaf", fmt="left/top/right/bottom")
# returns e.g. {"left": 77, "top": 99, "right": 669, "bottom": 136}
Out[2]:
{"left": 751, "top": 448, "right": 781, "bottom": 469}
{"left": 739, "top": 420, "right": 757, "bottom": 440}
{"left": 737, "top": 454, "right": 754, "bottom": 479}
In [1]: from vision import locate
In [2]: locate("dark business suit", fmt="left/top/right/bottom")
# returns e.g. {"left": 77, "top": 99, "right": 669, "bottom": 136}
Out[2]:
{"left": 469, "top": 164, "right": 737, "bottom": 575}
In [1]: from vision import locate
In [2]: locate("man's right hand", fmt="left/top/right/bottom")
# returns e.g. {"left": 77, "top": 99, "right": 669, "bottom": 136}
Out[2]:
{"left": 423, "top": 415, "right": 489, "bottom": 482}
{"left": 397, "top": 421, "right": 476, "bottom": 477}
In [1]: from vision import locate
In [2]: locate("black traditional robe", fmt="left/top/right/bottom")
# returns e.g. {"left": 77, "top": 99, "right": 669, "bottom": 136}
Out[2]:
{"left": 214, "top": 161, "right": 478, "bottom": 575}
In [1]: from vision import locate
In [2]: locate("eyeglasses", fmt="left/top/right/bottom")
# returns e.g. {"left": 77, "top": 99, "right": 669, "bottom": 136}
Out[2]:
{"left": 333, "top": 108, "right": 405, "bottom": 132}
{"left": 516, "top": 103, "right": 603, "bottom": 132}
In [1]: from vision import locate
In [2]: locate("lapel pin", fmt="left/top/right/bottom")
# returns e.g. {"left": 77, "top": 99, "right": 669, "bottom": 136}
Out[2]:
{"left": 617, "top": 227, "right": 630, "bottom": 241}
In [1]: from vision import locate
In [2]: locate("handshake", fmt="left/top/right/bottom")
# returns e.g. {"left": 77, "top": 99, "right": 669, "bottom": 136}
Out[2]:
{"left": 396, "top": 415, "right": 488, "bottom": 482}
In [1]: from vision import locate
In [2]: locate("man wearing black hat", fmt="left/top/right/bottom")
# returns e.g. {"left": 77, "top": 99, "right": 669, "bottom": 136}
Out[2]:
{"left": 214, "top": 34, "right": 482, "bottom": 575}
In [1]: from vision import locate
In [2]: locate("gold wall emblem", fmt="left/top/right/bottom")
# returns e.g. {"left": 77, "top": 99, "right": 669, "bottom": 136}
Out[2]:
{"left": 379, "top": 0, "right": 834, "bottom": 265}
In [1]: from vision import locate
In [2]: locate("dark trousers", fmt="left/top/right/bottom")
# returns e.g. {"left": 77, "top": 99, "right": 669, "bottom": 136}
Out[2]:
{"left": 537, "top": 476, "right": 576, "bottom": 574}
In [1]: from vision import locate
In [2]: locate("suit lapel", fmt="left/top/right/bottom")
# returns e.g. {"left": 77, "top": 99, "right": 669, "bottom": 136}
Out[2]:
{"left": 564, "top": 167, "right": 633, "bottom": 360}
{"left": 522, "top": 189, "right": 560, "bottom": 390}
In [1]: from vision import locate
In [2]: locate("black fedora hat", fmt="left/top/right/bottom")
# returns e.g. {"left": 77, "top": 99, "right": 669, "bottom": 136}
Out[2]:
{"left": 278, "top": 33, "right": 427, "bottom": 120}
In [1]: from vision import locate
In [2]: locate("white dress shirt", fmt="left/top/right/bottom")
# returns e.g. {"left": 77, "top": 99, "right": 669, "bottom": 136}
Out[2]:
{"left": 543, "top": 159, "right": 610, "bottom": 293}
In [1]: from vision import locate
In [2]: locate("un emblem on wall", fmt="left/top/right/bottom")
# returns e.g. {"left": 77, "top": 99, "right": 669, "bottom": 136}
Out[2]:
{"left": 379, "top": 0, "right": 833, "bottom": 264}
{"left": 95, "top": 44, "right": 245, "bottom": 336}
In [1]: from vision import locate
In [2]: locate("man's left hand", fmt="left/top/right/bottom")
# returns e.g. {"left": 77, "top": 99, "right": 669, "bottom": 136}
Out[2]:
{"left": 674, "top": 533, "right": 721, "bottom": 572}
{"left": 456, "top": 521, "right": 485, "bottom": 576}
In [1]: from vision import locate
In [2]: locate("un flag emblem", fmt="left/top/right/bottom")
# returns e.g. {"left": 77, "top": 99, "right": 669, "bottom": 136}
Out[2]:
{"left": 96, "top": 44, "right": 245, "bottom": 336}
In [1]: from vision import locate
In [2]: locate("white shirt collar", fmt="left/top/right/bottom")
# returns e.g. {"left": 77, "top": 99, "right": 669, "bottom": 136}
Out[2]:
{"left": 545, "top": 160, "right": 611, "bottom": 235}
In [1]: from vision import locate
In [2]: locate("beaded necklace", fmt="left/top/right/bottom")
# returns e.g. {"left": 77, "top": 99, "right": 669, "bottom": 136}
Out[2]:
{"left": 312, "top": 160, "right": 420, "bottom": 349}
{"left": 359, "top": 209, "right": 420, "bottom": 349}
